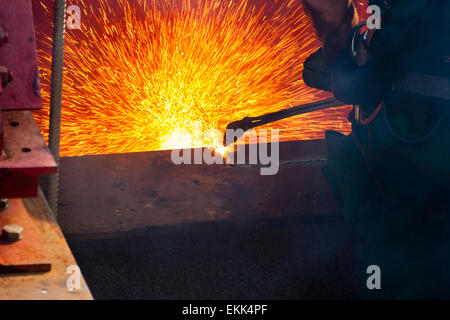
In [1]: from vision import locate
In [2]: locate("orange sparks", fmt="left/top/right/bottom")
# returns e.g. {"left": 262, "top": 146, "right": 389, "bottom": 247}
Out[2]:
{"left": 33, "top": 0, "right": 355, "bottom": 157}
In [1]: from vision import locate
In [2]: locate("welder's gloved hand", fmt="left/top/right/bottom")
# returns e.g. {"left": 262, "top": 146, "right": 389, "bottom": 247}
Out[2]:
{"left": 301, "top": 0, "right": 359, "bottom": 63}
{"left": 303, "top": 48, "right": 332, "bottom": 92}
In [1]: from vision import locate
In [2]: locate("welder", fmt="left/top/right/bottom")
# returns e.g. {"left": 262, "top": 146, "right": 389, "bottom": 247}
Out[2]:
{"left": 301, "top": 0, "right": 450, "bottom": 299}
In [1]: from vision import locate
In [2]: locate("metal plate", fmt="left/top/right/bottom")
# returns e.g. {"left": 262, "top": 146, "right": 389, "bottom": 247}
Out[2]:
{"left": 0, "top": 0, "right": 42, "bottom": 110}
{"left": 0, "top": 199, "right": 50, "bottom": 272}
{"left": 0, "top": 189, "right": 92, "bottom": 298}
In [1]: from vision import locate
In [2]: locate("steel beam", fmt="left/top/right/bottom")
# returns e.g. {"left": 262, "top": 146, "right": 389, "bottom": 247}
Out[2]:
{"left": 57, "top": 139, "right": 341, "bottom": 236}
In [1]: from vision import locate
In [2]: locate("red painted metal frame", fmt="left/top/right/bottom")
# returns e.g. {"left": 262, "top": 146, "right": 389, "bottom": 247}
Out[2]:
{"left": 0, "top": 0, "right": 57, "bottom": 273}
{"left": 0, "top": 0, "right": 42, "bottom": 111}
{"left": 0, "top": 0, "right": 57, "bottom": 198}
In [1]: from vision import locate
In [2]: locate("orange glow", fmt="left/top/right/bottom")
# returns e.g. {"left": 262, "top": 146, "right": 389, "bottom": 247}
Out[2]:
{"left": 34, "top": 0, "right": 359, "bottom": 157}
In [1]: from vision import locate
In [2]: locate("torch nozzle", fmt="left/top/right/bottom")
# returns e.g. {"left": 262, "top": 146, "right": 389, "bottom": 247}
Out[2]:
{"left": 223, "top": 117, "right": 254, "bottom": 146}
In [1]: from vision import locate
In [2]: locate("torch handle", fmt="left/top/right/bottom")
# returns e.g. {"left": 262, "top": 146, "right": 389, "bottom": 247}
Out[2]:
{"left": 223, "top": 97, "right": 346, "bottom": 146}
{"left": 247, "top": 97, "right": 345, "bottom": 128}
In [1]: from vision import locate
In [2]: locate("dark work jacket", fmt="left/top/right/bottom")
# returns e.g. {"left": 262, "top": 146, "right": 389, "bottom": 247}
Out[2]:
{"left": 314, "top": 0, "right": 450, "bottom": 299}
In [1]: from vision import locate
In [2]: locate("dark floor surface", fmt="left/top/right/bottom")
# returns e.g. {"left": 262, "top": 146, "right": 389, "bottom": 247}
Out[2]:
{"left": 66, "top": 218, "right": 363, "bottom": 300}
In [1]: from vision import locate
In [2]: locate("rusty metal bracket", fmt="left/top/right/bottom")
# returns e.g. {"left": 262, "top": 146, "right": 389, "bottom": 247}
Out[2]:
{"left": 0, "top": 111, "right": 57, "bottom": 198}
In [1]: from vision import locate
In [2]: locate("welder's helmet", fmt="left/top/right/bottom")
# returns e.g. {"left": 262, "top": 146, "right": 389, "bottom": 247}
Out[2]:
{"left": 368, "top": 0, "right": 393, "bottom": 14}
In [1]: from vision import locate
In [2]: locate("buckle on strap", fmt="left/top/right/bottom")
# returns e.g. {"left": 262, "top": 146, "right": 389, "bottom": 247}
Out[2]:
{"left": 355, "top": 102, "right": 384, "bottom": 126}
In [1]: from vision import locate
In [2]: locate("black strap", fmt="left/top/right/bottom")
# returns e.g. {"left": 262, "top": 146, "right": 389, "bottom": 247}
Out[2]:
{"left": 394, "top": 72, "right": 450, "bottom": 101}
{"left": 386, "top": 91, "right": 450, "bottom": 116}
